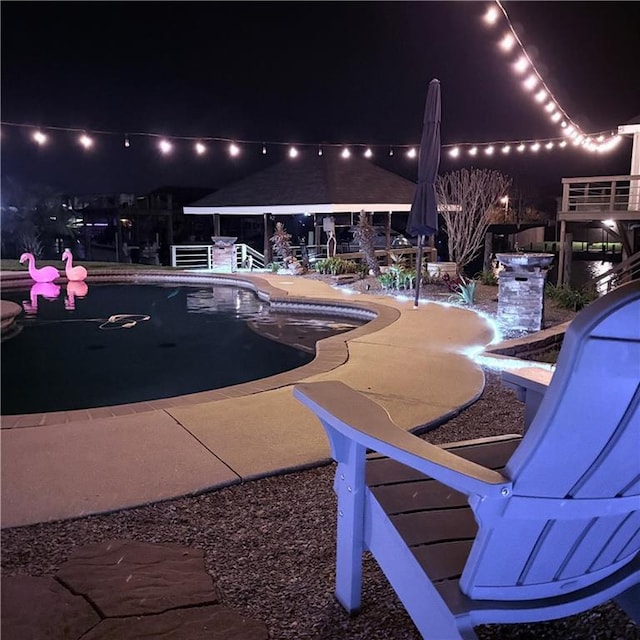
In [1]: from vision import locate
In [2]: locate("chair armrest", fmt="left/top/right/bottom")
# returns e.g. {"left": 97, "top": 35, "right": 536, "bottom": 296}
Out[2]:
{"left": 502, "top": 367, "right": 553, "bottom": 430}
{"left": 294, "top": 381, "right": 511, "bottom": 499}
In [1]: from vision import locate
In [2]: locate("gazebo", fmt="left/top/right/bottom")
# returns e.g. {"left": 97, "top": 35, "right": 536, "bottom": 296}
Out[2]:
{"left": 183, "top": 148, "right": 417, "bottom": 262}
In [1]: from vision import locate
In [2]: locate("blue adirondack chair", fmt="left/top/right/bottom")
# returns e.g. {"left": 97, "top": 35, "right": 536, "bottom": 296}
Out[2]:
{"left": 294, "top": 280, "right": 640, "bottom": 639}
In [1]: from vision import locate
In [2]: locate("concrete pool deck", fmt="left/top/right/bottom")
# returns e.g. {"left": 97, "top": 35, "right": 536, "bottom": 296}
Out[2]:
{"left": 1, "top": 270, "right": 499, "bottom": 529}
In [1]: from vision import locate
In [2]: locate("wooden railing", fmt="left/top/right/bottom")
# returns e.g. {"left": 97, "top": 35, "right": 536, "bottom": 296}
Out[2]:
{"left": 559, "top": 175, "right": 640, "bottom": 220}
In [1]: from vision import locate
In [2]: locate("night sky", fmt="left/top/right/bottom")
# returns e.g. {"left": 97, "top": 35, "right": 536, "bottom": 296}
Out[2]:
{"left": 1, "top": 1, "right": 639, "bottom": 201}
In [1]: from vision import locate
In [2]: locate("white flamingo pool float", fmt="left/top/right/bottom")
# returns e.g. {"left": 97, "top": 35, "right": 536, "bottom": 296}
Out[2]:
{"left": 62, "top": 249, "right": 88, "bottom": 281}
{"left": 65, "top": 280, "right": 89, "bottom": 311}
{"left": 19, "top": 253, "right": 60, "bottom": 283}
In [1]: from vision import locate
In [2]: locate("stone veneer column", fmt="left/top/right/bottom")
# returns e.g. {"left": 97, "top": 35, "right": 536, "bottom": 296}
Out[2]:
{"left": 497, "top": 253, "right": 554, "bottom": 332}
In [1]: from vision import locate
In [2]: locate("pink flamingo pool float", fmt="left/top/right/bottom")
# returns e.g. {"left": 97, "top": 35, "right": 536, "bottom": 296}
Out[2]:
{"left": 62, "top": 248, "right": 88, "bottom": 281}
{"left": 19, "top": 253, "right": 60, "bottom": 283}
{"left": 22, "top": 282, "right": 61, "bottom": 315}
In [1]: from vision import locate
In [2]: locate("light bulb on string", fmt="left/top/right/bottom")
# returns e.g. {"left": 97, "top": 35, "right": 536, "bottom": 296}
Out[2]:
{"left": 499, "top": 34, "right": 515, "bottom": 51}
{"left": 79, "top": 134, "right": 93, "bottom": 149}
{"left": 502, "top": 145, "right": 510, "bottom": 154}
{"left": 513, "top": 56, "right": 528, "bottom": 74}
{"left": 195, "top": 142, "right": 206, "bottom": 155}
{"left": 159, "top": 139, "right": 172, "bottom": 154}
{"left": 33, "top": 130, "right": 47, "bottom": 145}
{"left": 288, "top": 146, "right": 298, "bottom": 158}
{"left": 517, "top": 143, "right": 525, "bottom": 152}
{"left": 449, "top": 147, "right": 460, "bottom": 158}
{"left": 262, "top": 143, "right": 267, "bottom": 155}
{"left": 341, "top": 147, "right": 351, "bottom": 158}
{"left": 124, "top": 135, "right": 131, "bottom": 148}
{"left": 407, "top": 147, "right": 417, "bottom": 158}
{"left": 317, "top": 145, "right": 323, "bottom": 156}
{"left": 485, "top": 146, "right": 495, "bottom": 155}
{"left": 469, "top": 146, "right": 478, "bottom": 156}
{"left": 364, "top": 147, "right": 373, "bottom": 158}
{"left": 523, "top": 74, "right": 538, "bottom": 91}
{"left": 229, "top": 142, "right": 240, "bottom": 157}
{"left": 545, "top": 142, "right": 554, "bottom": 150}
{"left": 388, "top": 147, "right": 394, "bottom": 156}
{"left": 483, "top": 6, "right": 499, "bottom": 25}
{"left": 531, "top": 142, "right": 541, "bottom": 152}
{"left": 534, "top": 90, "right": 547, "bottom": 103}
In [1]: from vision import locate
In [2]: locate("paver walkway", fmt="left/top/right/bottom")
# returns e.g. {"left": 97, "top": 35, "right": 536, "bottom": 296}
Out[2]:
{"left": 1, "top": 539, "right": 269, "bottom": 639}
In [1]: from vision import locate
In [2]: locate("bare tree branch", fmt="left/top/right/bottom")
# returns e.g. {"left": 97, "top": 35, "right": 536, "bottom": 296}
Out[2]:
{"left": 436, "top": 168, "right": 512, "bottom": 270}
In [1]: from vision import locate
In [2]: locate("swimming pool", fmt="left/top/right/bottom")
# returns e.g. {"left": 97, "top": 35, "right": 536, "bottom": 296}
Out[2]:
{"left": 1, "top": 282, "right": 367, "bottom": 415}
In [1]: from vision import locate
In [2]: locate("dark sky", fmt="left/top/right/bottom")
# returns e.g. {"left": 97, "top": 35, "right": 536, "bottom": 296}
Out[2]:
{"left": 1, "top": 1, "right": 639, "bottom": 199}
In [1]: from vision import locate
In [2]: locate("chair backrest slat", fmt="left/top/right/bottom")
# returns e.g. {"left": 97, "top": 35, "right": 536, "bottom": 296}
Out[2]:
{"left": 461, "top": 282, "right": 640, "bottom": 601}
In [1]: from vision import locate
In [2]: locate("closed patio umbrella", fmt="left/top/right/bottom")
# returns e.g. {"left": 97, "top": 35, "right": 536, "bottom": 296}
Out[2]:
{"left": 407, "top": 78, "right": 441, "bottom": 308}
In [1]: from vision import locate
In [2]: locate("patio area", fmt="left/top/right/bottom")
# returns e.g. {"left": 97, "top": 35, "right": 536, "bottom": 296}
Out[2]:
{"left": 1, "top": 270, "right": 637, "bottom": 639}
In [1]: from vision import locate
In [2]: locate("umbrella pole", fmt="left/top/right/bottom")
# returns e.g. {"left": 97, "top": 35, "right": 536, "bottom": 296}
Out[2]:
{"left": 414, "top": 234, "right": 425, "bottom": 308}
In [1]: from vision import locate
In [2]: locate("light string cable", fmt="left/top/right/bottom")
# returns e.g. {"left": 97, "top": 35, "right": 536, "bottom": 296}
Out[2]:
{"left": 1, "top": 117, "right": 622, "bottom": 161}
{"left": 0, "top": 2, "right": 627, "bottom": 161}
{"left": 484, "top": 1, "right": 623, "bottom": 154}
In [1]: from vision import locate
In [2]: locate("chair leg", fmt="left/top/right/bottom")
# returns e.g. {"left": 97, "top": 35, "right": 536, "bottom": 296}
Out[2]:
{"left": 333, "top": 445, "right": 367, "bottom": 613}
{"left": 615, "top": 583, "right": 640, "bottom": 624}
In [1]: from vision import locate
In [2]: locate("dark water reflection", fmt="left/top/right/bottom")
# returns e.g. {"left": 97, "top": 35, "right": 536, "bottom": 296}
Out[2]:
{"left": 1, "top": 284, "right": 365, "bottom": 414}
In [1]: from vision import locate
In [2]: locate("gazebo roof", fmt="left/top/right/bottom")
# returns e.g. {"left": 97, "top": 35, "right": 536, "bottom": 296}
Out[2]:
{"left": 184, "top": 149, "right": 417, "bottom": 215}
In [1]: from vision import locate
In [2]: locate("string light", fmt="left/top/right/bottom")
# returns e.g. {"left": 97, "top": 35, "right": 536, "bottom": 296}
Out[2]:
{"left": 33, "top": 130, "right": 47, "bottom": 145}
{"left": 0, "top": 2, "right": 625, "bottom": 165}
{"left": 0, "top": 118, "right": 626, "bottom": 164}
{"left": 483, "top": 1, "right": 620, "bottom": 154}
{"left": 79, "top": 134, "right": 93, "bottom": 149}
{"left": 499, "top": 33, "right": 515, "bottom": 51}
{"left": 483, "top": 6, "right": 499, "bottom": 24}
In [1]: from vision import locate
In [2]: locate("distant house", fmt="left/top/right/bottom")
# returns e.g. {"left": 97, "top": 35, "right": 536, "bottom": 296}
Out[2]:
{"left": 183, "top": 148, "right": 417, "bottom": 261}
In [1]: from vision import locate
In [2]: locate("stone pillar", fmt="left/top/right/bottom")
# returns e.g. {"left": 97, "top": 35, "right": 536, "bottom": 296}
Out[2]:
{"left": 497, "top": 253, "right": 554, "bottom": 332}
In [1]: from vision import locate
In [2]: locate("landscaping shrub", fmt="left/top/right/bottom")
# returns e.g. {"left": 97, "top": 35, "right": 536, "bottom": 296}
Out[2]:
{"left": 544, "top": 283, "right": 597, "bottom": 311}
{"left": 448, "top": 274, "right": 477, "bottom": 305}
{"left": 314, "top": 257, "right": 358, "bottom": 276}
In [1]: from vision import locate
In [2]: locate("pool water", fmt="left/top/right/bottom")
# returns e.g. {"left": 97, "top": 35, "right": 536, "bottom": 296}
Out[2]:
{"left": 1, "top": 283, "right": 365, "bottom": 414}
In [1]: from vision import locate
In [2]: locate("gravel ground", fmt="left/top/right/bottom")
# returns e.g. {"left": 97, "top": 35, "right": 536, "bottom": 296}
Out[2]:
{"left": 2, "top": 373, "right": 638, "bottom": 639}
{"left": 2, "top": 277, "right": 635, "bottom": 639}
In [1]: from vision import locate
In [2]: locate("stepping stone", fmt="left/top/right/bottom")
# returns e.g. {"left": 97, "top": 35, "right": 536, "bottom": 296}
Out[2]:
{"left": 83, "top": 604, "right": 269, "bottom": 639}
{"left": 1, "top": 574, "right": 99, "bottom": 639}
{"left": 56, "top": 539, "right": 220, "bottom": 617}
